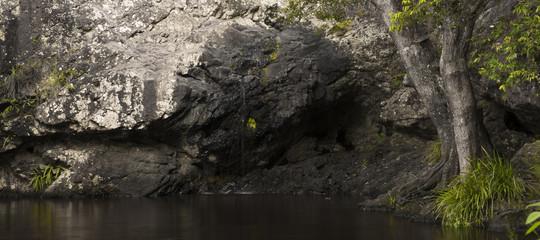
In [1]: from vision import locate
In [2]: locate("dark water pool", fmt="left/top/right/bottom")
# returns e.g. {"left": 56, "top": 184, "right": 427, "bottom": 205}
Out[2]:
{"left": 0, "top": 195, "right": 516, "bottom": 240}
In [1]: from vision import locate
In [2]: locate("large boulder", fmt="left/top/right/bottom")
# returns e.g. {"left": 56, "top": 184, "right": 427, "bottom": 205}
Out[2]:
{"left": 379, "top": 87, "right": 435, "bottom": 137}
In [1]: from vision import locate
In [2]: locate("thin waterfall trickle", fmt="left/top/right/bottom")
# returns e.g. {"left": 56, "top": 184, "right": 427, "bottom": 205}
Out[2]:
{"left": 239, "top": 79, "right": 246, "bottom": 175}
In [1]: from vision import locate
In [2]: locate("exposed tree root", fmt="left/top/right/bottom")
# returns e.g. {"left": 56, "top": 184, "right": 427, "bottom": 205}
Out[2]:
{"left": 360, "top": 145, "right": 459, "bottom": 209}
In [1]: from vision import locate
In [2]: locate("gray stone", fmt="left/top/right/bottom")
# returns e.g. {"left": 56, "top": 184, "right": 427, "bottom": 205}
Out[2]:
{"left": 380, "top": 87, "right": 435, "bottom": 136}
{"left": 0, "top": 0, "right": 400, "bottom": 196}
{"left": 511, "top": 140, "right": 540, "bottom": 182}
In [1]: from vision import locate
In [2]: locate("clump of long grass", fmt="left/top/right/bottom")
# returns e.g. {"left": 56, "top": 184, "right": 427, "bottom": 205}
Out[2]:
{"left": 424, "top": 137, "right": 441, "bottom": 164}
{"left": 435, "top": 150, "right": 525, "bottom": 227}
{"left": 29, "top": 164, "right": 65, "bottom": 192}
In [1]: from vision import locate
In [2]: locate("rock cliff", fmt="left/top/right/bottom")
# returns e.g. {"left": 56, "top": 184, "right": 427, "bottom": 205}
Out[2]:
{"left": 0, "top": 0, "right": 537, "bottom": 198}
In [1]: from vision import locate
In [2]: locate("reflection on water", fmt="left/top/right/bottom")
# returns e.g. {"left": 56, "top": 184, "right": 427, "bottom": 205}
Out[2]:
{"left": 0, "top": 195, "right": 514, "bottom": 240}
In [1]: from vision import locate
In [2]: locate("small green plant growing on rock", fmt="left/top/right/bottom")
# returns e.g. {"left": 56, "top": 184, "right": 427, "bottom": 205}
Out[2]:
{"left": 392, "top": 72, "right": 406, "bottom": 81}
{"left": 282, "top": 0, "right": 356, "bottom": 36}
{"left": 0, "top": 58, "right": 81, "bottom": 118}
{"left": 2, "top": 134, "right": 14, "bottom": 149}
{"left": 1, "top": 99, "right": 20, "bottom": 118}
{"left": 247, "top": 117, "right": 257, "bottom": 129}
{"left": 266, "top": 40, "right": 280, "bottom": 63}
{"left": 525, "top": 156, "right": 540, "bottom": 237}
{"left": 29, "top": 164, "right": 66, "bottom": 192}
{"left": 261, "top": 67, "right": 269, "bottom": 86}
{"left": 391, "top": 73, "right": 406, "bottom": 92}
{"left": 388, "top": 193, "right": 398, "bottom": 207}
{"left": 424, "top": 137, "right": 441, "bottom": 164}
{"left": 36, "top": 62, "right": 79, "bottom": 100}
{"left": 361, "top": 160, "right": 368, "bottom": 169}
{"left": 435, "top": 150, "right": 525, "bottom": 227}
{"left": 377, "top": 132, "right": 386, "bottom": 144}
{"left": 391, "top": 80, "right": 402, "bottom": 91}
{"left": 328, "top": 19, "right": 353, "bottom": 36}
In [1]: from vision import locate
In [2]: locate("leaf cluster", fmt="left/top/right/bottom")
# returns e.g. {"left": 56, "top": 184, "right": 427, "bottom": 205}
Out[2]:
{"left": 2, "top": 134, "right": 14, "bottom": 149}
{"left": 37, "top": 62, "right": 79, "bottom": 100}
{"left": 282, "top": 0, "right": 358, "bottom": 35}
{"left": 472, "top": 0, "right": 540, "bottom": 93}
{"left": 527, "top": 202, "right": 540, "bottom": 236}
{"left": 435, "top": 150, "right": 526, "bottom": 227}
{"left": 29, "top": 164, "right": 66, "bottom": 192}
{"left": 389, "top": 0, "right": 444, "bottom": 33}
{"left": 282, "top": 0, "right": 356, "bottom": 23}
{"left": 247, "top": 117, "right": 257, "bottom": 129}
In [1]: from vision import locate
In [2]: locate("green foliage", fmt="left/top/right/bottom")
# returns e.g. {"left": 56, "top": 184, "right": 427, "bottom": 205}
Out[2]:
{"left": 390, "top": 73, "right": 405, "bottom": 92}
{"left": 247, "top": 117, "right": 257, "bottom": 129}
{"left": 528, "top": 148, "right": 540, "bottom": 238}
{"left": 506, "top": 225, "right": 519, "bottom": 240}
{"left": 388, "top": 0, "right": 540, "bottom": 96}
{"left": 424, "top": 137, "right": 441, "bottom": 164}
{"left": 282, "top": 0, "right": 357, "bottom": 35}
{"left": 261, "top": 67, "right": 270, "bottom": 86}
{"left": 29, "top": 164, "right": 66, "bottom": 192}
{"left": 526, "top": 202, "right": 540, "bottom": 236}
{"left": 388, "top": 0, "right": 539, "bottom": 96}
{"left": 361, "top": 160, "right": 368, "bottom": 169}
{"left": 267, "top": 40, "right": 280, "bottom": 63}
{"left": 1, "top": 99, "right": 20, "bottom": 118}
{"left": 392, "top": 72, "right": 406, "bottom": 81}
{"left": 472, "top": 0, "right": 540, "bottom": 94}
{"left": 324, "top": 19, "right": 353, "bottom": 36}
{"left": 0, "top": 59, "right": 81, "bottom": 118}
{"left": 435, "top": 150, "right": 525, "bottom": 227}
{"left": 2, "top": 134, "right": 14, "bottom": 149}
{"left": 392, "top": 80, "right": 402, "bottom": 90}
{"left": 389, "top": 0, "right": 444, "bottom": 33}
{"left": 388, "top": 193, "right": 398, "bottom": 207}
{"left": 37, "top": 62, "right": 79, "bottom": 100}
{"left": 282, "top": 0, "right": 355, "bottom": 23}
{"left": 377, "top": 131, "right": 386, "bottom": 143}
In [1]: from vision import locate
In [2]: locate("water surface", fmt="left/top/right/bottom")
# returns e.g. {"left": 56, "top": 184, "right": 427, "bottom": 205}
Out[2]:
{"left": 0, "top": 195, "right": 514, "bottom": 240}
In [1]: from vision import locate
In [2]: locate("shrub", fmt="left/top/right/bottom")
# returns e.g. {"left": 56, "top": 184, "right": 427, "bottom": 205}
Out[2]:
{"left": 435, "top": 150, "right": 525, "bottom": 227}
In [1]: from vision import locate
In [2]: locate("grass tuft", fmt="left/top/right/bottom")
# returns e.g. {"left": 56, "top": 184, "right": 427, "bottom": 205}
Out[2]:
{"left": 435, "top": 150, "right": 525, "bottom": 227}
{"left": 424, "top": 137, "right": 441, "bottom": 164}
{"left": 29, "top": 164, "right": 65, "bottom": 192}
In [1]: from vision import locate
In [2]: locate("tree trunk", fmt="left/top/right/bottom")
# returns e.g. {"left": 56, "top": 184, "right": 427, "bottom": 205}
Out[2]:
{"left": 439, "top": 2, "right": 493, "bottom": 175}
{"left": 370, "top": 0, "right": 458, "bottom": 200}
{"left": 369, "top": 0, "right": 493, "bottom": 200}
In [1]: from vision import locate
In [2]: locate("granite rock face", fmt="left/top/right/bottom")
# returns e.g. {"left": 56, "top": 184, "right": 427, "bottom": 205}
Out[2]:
{"left": 0, "top": 0, "right": 408, "bottom": 196}
{"left": 0, "top": 0, "right": 537, "bottom": 198}
{"left": 379, "top": 87, "right": 435, "bottom": 137}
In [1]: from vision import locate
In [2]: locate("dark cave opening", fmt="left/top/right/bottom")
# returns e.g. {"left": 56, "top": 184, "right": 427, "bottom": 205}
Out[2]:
{"left": 504, "top": 111, "right": 529, "bottom": 133}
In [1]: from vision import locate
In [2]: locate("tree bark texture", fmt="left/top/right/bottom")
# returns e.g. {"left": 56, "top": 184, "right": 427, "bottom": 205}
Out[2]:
{"left": 370, "top": 0, "right": 458, "bottom": 199}
{"left": 439, "top": 1, "right": 492, "bottom": 175}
